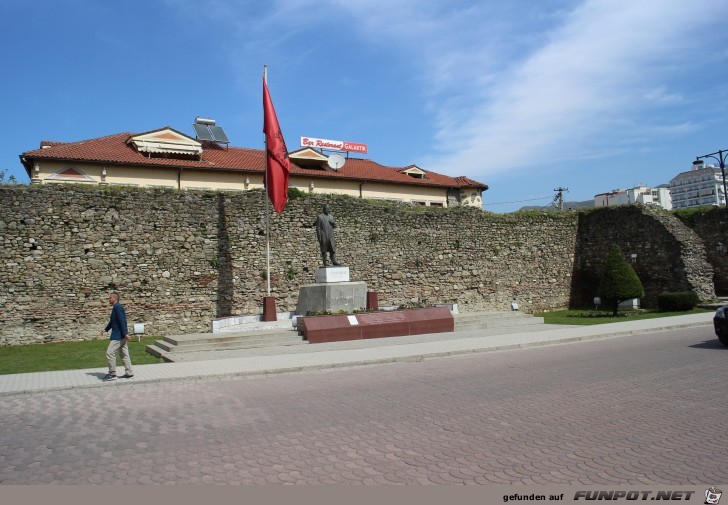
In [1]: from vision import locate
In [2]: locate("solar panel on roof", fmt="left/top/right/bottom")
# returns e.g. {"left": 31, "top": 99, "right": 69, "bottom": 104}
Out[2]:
{"left": 193, "top": 123, "right": 215, "bottom": 141}
{"left": 209, "top": 125, "right": 230, "bottom": 144}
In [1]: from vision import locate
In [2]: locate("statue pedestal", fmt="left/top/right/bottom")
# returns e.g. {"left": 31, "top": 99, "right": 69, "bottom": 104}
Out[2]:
{"left": 315, "top": 266, "right": 350, "bottom": 283}
{"left": 296, "top": 281, "right": 367, "bottom": 316}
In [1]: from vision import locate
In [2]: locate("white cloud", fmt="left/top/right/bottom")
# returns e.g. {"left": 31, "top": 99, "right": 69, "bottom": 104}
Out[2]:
{"left": 643, "top": 87, "right": 684, "bottom": 105}
{"left": 166, "top": 0, "right": 728, "bottom": 181}
{"left": 420, "top": 0, "right": 728, "bottom": 178}
{"left": 264, "top": 0, "right": 728, "bottom": 178}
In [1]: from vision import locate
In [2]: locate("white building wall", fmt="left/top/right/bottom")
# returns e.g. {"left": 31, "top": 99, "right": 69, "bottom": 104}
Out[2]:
{"left": 669, "top": 165, "right": 725, "bottom": 209}
{"left": 653, "top": 187, "right": 673, "bottom": 210}
{"left": 594, "top": 185, "right": 671, "bottom": 210}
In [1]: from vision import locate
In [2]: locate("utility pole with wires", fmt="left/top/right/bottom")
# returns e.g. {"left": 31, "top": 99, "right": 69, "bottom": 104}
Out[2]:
{"left": 553, "top": 187, "right": 568, "bottom": 210}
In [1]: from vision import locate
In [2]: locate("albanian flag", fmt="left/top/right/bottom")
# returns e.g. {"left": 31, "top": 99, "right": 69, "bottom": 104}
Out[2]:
{"left": 263, "top": 78, "right": 290, "bottom": 214}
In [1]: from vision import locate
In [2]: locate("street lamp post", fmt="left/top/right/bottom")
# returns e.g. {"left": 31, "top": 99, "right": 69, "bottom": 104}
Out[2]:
{"left": 693, "top": 149, "right": 728, "bottom": 208}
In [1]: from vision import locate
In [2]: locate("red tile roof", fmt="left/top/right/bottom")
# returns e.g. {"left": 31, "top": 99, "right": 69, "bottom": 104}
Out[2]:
{"left": 21, "top": 129, "right": 488, "bottom": 190}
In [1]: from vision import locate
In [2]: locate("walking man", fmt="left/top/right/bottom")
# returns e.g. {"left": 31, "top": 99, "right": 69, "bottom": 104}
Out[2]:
{"left": 101, "top": 292, "right": 133, "bottom": 381}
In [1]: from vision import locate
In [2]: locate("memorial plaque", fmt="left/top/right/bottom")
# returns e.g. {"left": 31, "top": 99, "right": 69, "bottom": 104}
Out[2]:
{"left": 315, "top": 266, "right": 350, "bottom": 283}
{"left": 359, "top": 311, "right": 406, "bottom": 324}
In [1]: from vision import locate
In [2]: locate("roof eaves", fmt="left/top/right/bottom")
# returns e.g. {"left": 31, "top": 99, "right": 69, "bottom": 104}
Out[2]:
{"left": 127, "top": 126, "right": 199, "bottom": 144}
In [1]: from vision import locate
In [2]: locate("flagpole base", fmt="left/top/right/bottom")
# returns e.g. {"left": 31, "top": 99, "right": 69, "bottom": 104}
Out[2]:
{"left": 263, "top": 296, "right": 277, "bottom": 322}
{"left": 366, "top": 291, "right": 379, "bottom": 311}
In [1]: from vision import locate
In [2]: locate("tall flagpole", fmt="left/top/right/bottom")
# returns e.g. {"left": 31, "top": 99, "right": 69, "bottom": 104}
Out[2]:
{"left": 263, "top": 65, "right": 271, "bottom": 296}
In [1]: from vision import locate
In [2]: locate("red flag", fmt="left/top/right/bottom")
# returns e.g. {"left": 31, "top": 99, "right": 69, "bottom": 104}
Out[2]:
{"left": 263, "top": 78, "right": 290, "bottom": 214}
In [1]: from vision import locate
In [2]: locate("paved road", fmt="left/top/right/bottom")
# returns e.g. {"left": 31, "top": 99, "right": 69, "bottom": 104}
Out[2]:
{"left": 1, "top": 325, "right": 725, "bottom": 485}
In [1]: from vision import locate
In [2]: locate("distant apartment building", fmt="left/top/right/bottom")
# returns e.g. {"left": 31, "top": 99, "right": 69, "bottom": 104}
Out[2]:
{"left": 669, "top": 163, "right": 726, "bottom": 209}
{"left": 594, "top": 185, "right": 672, "bottom": 210}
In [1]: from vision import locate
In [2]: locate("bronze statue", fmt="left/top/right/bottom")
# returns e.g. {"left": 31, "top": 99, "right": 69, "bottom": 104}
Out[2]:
{"left": 314, "top": 203, "right": 340, "bottom": 266}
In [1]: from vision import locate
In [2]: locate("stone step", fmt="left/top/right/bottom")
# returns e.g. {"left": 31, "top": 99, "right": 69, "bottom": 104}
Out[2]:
{"left": 455, "top": 315, "right": 545, "bottom": 331}
{"left": 459, "top": 322, "right": 572, "bottom": 336}
{"left": 162, "top": 328, "right": 299, "bottom": 347}
{"left": 455, "top": 310, "right": 539, "bottom": 323}
{"left": 212, "top": 313, "right": 294, "bottom": 333}
{"left": 159, "top": 319, "right": 575, "bottom": 363}
{"left": 154, "top": 334, "right": 303, "bottom": 353}
{"left": 217, "top": 309, "right": 528, "bottom": 333}
{"left": 146, "top": 339, "right": 306, "bottom": 362}
{"left": 147, "top": 310, "right": 550, "bottom": 362}
{"left": 453, "top": 310, "right": 532, "bottom": 321}
{"left": 216, "top": 319, "right": 296, "bottom": 333}
{"left": 145, "top": 328, "right": 305, "bottom": 360}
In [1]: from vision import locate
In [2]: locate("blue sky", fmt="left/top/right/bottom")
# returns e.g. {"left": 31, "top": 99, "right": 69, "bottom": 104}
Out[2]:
{"left": 2, "top": 0, "right": 728, "bottom": 212}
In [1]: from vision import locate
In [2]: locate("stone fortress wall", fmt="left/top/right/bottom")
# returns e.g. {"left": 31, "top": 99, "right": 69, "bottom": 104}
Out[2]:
{"left": 0, "top": 185, "right": 718, "bottom": 345}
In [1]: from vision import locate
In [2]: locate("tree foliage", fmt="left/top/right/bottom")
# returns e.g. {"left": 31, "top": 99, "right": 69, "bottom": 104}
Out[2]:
{"left": 598, "top": 244, "right": 645, "bottom": 315}
{"left": 0, "top": 168, "right": 18, "bottom": 185}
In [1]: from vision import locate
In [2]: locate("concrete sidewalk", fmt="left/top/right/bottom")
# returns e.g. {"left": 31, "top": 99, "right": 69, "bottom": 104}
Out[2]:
{"left": 0, "top": 312, "right": 715, "bottom": 397}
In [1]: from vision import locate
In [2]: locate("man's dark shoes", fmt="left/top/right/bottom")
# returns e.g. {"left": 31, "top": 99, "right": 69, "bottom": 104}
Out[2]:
{"left": 103, "top": 373, "right": 117, "bottom": 381}
{"left": 120, "top": 373, "right": 134, "bottom": 379}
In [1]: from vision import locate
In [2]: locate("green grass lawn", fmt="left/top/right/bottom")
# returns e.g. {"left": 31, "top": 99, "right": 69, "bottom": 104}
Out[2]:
{"left": 536, "top": 307, "right": 712, "bottom": 326}
{"left": 0, "top": 336, "right": 165, "bottom": 376}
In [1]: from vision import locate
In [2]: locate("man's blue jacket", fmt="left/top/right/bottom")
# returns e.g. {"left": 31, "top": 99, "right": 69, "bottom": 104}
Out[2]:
{"left": 105, "top": 303, "right": 128, "bottom": 340}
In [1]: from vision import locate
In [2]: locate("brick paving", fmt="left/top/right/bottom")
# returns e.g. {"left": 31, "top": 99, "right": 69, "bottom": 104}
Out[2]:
{"left": 0, "top": 324, "right": 726, "bottom": 485}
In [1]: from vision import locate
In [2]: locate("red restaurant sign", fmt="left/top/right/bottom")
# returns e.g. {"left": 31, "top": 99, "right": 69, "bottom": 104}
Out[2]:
{"left": 300, "top": 136, "right": 368, "bottom": 154}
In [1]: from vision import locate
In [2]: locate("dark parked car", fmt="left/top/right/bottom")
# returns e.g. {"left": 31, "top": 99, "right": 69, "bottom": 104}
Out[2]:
{"left": 713, "top": 306, "right": 728, "bottom": 346}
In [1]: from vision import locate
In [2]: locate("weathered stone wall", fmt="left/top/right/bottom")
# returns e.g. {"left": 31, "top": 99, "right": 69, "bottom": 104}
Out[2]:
{"left": 570, "top": 206, "right": 715, "bottom": 307}
{"left": 673, "top": 207, "right": 728, "bottom": 295}
{"left": 0, "top": 186, "right": 224, "bottom": 345}
{"left": 216, "top": 189, "right": 580, "bottom": 319}
{"left": 0, "top": 185, "right": 719, "bottom": 345}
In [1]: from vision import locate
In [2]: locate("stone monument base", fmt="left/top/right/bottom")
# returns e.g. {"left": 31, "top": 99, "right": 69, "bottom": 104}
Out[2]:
{"left": 298, "top": 306, "right": 454, "bottom": 344}
{"left": 296, "top": 281, "right": 367, "bottom": 315}
{"left": 315, "top": 266, "right": 350, "bottom": 283}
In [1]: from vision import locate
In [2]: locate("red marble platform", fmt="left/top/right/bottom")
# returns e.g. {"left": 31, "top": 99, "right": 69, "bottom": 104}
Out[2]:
{"left": 297, "top": 307, "right": 454, "bottom": 344}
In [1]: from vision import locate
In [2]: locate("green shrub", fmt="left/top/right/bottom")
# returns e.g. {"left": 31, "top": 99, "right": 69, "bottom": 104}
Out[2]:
{"left": 288, "top": 187, "right": 306, "bottom": 199}
{"left": 598, "top": 244, "right": 645, "bottom": 316}
{"left": 657, "top": 291, "right": 700, "bottom": 311}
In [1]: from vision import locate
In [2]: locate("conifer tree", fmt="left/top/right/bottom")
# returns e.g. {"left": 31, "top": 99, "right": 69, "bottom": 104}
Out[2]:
{"left": 598, "top": 244, "right": 645, "bottom": 316}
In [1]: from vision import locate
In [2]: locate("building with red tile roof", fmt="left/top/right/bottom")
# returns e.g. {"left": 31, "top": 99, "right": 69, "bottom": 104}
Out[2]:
{"left": 20, "top": 126, "right": 488, "bottom": 207}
